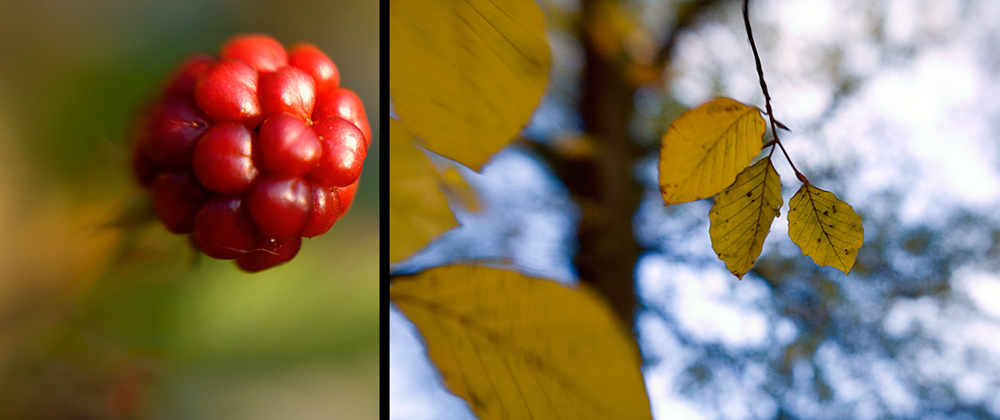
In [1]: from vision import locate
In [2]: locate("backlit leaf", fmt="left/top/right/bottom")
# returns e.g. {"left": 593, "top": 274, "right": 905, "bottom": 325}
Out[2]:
{"left": 389, "top": 119, "right": 459, "bottom": 264}
{"left": 390, "top": 0, "right": 550, "bottom": 171}
{"left": 787, "top": 184, "right": 864, "bottom": 275}
{"left": 709, "top": 157, "right": 782, "bottom": 279}
{"left": 659, "top": 97, "right": 766, "bottom": 204}
{"left": 390, "top": 265, "right": 653, "bottom": 420}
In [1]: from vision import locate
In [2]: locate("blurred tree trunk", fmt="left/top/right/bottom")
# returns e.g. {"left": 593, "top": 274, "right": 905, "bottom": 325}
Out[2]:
{"left": 560, "top": 0, "right": 718, "bottom": 328}
{"left": 568, "top": 0, "right": 644, "bottom": 328}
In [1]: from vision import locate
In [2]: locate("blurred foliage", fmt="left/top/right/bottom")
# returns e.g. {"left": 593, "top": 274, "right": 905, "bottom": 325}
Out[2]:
{"left": 392, "top": 265, "right": 652, "bottom": 420}
{"left": 0, "top": 0, "right": 378, "bottom": 418}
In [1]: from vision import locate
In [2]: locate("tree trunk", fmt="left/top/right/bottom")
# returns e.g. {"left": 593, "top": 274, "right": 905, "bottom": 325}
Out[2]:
{"left": 568, "top": 0, "right": 644, "bottom": 328}
{"left": 562, "top": 0, "right": 719, "bottom": 328}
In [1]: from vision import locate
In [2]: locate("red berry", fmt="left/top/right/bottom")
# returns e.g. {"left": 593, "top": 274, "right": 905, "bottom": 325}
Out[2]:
{"left": 192, "top": 122, "right": 259, "bottom": 194}
{"left": 192, "top": 196, "right": 258, "bottom": 259}
{"left": 194, "top": 60, "right": 263, "bottom": 126}
{"left": 313, "top": 88, "right": 370, "bottom": 146}
{"left": 288, "top": 43, "right": 339, "bottom": 95}
{"left": 247, "top": 173, "right": 311, "bottom": 239}
{"left": 143, "top": 99, "right": 211, "bottom": 167}
{"left": 164, "top": 54, "right": 215, "bottom": 99}
{"left": 258, "top": 113, "right": 321, "bottom": 176}
{"left": 236, "top": 236, "right": 302, "bottom": 272}
{"left": 151, "top": 172, "right": 211, "bottom": 234}
{"left": 131, "top": 147, "right": 162, "bottom": 189}
{"left": 130, "top": 33, "right": 368, "bottom": 272}
{"left": 311, "top": 116, "right": 367, "bottom": 187}
{"left": 220, "top": 34, "right": 287, "bottom": 73}
{"left": 301, "top": 179, "right": 340, "bottom": 237}
{"left": 259, "top": 66, "right": 316, "bottom": 121}
{"left": 336, "top": 180, "right": 359, "bottom": 219}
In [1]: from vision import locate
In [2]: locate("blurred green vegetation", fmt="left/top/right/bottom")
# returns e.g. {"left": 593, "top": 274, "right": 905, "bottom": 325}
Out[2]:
{"left": 0, "top": 0, "right": 379, "bottom": 418}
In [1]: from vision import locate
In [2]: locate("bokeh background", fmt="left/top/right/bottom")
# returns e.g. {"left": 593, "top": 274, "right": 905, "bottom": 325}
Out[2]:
{"left": 391, "top": 0, "right": 1000, "bottom": 419}
{"left": 0, "top": 0, "right": 378, "bottom": 418}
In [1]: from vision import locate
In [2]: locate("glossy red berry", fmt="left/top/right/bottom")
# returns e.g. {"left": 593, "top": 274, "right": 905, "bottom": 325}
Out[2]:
{"left": 151, "top": 172, "right": 211, "bottom": 234}
{"left": 311, "top": 116, "right": 366, "bottom": 187}
{"left": 220, "top": 34, "right": 287, "bottom": 73}
{"left": 164, "top": 54, "right": 215, "bottom": 100}
{"left": 236, "top": 236, "right": 302, "bottom": 272}
{"left": 194, "top": 60, "right": 263, "bottom": 126}
{"left": 301, "top": 179, "right": 340, "bottom": 238}
{"left": 130, "top": 33, "right": 368, "bottom": 272}
{"left": 143, "top": 99, "right": 211, "bottom": 167}
{"left": 258, "top": 113, "right": 321, "bottom": 176}
{"left": 247, "top": 173, "right": 311, "bottom": 239}
{"left": 289, "top": 43, "right": 339, "bottom": 95}
{"left": 313, "top": 88, "right": 370, "bottom": 146}
{"left": 192, "top": 197, "right": 258, "bottom": 260}
{"left": 192, "top": 122, "right": 259, "bottom": 194}
{"left": 259, "top": 66, "right": 316, "bottom": 121}
{"left": 336, "top": 180, "right": 359, "bottom": 219}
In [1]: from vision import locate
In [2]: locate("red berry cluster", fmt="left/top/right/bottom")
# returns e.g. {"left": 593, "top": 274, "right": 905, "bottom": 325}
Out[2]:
{"left": 131, "top": 34, "right": 369, "bottom": 272}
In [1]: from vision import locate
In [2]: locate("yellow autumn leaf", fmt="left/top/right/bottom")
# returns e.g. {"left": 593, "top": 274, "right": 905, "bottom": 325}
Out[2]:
{"left": 440, "top": 167, "right": 480, "bottom": 213}
{"left": 390, "top": 265, "right": 653, "bottom": 420}
{"left": 709, "top": 157, "right": 782, "bottom": 279}
{"left": 787, "top": 184, "right": 864, "bottom": 275}
{"left": 389, "top": 0, "right": 550, "bottom": 171}
{"left": 389, "top": 119, "right": 459, "bottom": 264}
{"left": 659, "top": 97, "right": 766, "bottom": 204}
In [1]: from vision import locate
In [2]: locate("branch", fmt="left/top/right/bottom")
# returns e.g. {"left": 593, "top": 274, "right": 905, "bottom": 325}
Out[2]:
{"left": 742, "top": 0, "right": 806, "bottom": 183}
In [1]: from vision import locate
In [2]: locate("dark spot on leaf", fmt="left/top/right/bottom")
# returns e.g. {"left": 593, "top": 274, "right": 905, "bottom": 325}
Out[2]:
{"left": 829, "top": 224, "right": 834, "bottom": 228}
{"left": 747, "top": 191, "right": 753, "bottom": 197}
{"left": 844, "top": 249, "right": 849, "bottom": 255}
{"left": 823, "top": 211, "right": 829, "bottom": 216}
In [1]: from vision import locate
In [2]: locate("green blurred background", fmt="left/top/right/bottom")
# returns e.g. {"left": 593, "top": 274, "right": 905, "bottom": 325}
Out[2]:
{"left": 0, "top": 0, "right": 379, "bottom": 418}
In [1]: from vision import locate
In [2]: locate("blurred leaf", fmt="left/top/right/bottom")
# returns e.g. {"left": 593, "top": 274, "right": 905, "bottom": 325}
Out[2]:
{"left": 389, "top": 0, "right": 550, "bottom": 171}
{"left": 709, "top": 157, "right": 782, "bottom": 279}
{"left": 390, "top": 265, "right": 653, "bottom": 420}
{"left": 659, "top": 97, "right": 765, "bottom": 204}
{"left": 389, "top": 119, "right": 459, "bottom": 264}
{"left": 787, "top": 184, "right": 864, "bottom": 275}
{"left": 440, "top": 167, "right": 479, "bottom": 213}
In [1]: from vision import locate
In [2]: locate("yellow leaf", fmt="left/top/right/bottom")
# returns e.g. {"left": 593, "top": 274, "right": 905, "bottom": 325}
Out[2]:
{"left": 709, "top": 157, "right": 782, "bottom": 279}
{"left": 787, "top": 184, "right": 864, "bottom": 275}
{"left": 390, "top": 0, "right": 550, "bottom": 171}
{"left": 390, "top": 265, "right": 652, "bottom": 420}
{"left": 659, "top": 97, "right": 766, "bottom": 204}
{"left": 389, "top": 119, "right": 459, "bottom": 264}
{"left": 440, "top": 167, "right": 480, "bottom": 213}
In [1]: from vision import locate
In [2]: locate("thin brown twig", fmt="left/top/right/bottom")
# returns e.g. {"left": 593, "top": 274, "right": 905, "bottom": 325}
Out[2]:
{"left": 742, "top": 0, "right": 807, "bottom": 184}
